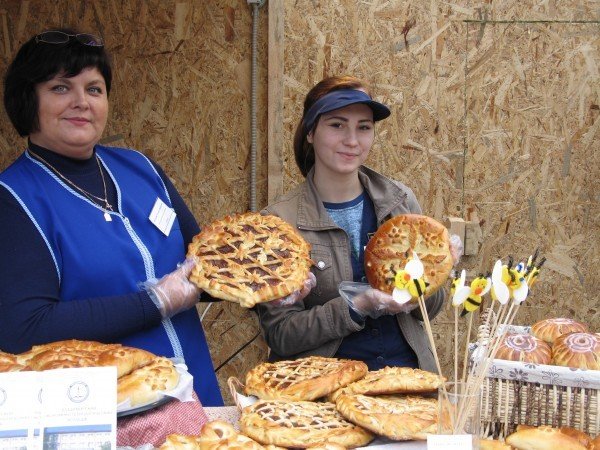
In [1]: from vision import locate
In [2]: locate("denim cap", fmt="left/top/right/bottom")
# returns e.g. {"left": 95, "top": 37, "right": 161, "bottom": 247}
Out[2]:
{"left": 302, "top": 89, "right": 391, "bottom": 133}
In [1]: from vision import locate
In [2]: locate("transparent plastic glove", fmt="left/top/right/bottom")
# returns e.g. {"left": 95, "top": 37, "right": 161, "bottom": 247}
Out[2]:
{"left": 339, "top": 281, "right": 417, "bottom": 319}
{"left": 449, "top": 234, "right": 464, "bottom": 266}
{"left": 141, "top": 257, "right": 201, "bottom": 319}
{"left": 269, "top": 272, "right": 317, "bottom": 307}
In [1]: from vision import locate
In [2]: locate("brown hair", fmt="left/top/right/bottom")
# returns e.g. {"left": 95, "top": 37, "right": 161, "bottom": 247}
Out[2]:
{"left": 293, "top": 75, "right": 373, "bottom": 177}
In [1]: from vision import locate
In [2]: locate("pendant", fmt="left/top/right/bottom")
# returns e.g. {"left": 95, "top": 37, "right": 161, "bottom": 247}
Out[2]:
{"left": 104, "top": 212, "right": 112, "bottom": 222}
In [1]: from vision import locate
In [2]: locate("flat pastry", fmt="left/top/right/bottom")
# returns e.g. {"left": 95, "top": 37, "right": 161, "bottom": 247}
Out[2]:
{"left": 17, "top": 339, "right": 156, "bottom": 378}
{"left": 495, "top": 333, "right": 552, "bottom": 365}
{"left": 551, "top": 332, "right": 600, "bottom": 370}
{"left": 240, "top": 400, "right": 373, "bottom": 448}
{"left": 117, "top": 356, "right": 180, "bottom": 407}
{"left": 335, "top": 393, "right": 438, "bottom": 441}
{"left": 364, "top": 214, "right": 452, "bottom": 298}
{"left": 328, "top": 367, "right": 444, "bottom": 401}
{"left": 187, "top": 213, "right": 312, "bottom": 308}
{"left": 506, "top": 425, "right": 588, "bottom": 449}
{"left": 531, "top": 318, "right": 588, "bottom": 344}
{"left": 244, "top": 356, "right": 368, "bottom": 401}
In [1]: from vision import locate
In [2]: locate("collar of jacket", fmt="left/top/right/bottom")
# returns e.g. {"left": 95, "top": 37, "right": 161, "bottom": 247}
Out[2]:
{"left": 296, "top": 165, "right": 408, "bottom": 231}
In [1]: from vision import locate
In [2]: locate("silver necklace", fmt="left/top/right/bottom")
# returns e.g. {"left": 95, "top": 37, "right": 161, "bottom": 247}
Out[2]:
{"left": 28, "top": 148, "right": 114, "bottom": 221}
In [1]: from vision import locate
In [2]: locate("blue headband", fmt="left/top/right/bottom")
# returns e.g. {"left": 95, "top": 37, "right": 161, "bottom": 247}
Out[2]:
{"left": 302, "top": 89, "right": 391, "bottom": 133}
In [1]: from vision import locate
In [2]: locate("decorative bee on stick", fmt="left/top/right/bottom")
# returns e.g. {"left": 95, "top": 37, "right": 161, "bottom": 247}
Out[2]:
{"left": 457, "top": 274, "right": 491, "bottom": 317}
{"left": 392, "top": 251, "right": 428, "bottom": 304}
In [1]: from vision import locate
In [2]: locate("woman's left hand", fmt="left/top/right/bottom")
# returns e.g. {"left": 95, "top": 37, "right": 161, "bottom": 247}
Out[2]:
{"left": 269, "top": 272, "right": 317, "bottom": 307}
{"left": 449, "top": 234, "right": 464, "bottom": 266}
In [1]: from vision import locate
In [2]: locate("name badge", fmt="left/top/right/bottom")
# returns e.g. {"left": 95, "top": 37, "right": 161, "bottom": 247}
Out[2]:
{"left": 149, "top": 197, "right": 176, "bottom": 236}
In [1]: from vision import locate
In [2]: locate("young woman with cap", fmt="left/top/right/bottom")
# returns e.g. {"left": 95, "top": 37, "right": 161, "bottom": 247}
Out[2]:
{"left": 256, "top": 75, "right": 447, "bottom": 372}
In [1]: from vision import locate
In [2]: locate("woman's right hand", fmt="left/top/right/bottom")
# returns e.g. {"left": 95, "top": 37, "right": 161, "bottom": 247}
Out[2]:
{"left": 143, "top": 258, "right": 201, "bottom": 318}
{"left": 339, "top": 281, "right": 418, "bottom": 319}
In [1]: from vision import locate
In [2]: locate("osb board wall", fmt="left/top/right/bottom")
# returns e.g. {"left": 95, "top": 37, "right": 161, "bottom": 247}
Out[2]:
{"left": 280, "top": 1, "right": 599, "bottom": 377}
{"left": 0, "top": 0, "right": 269, "bottom": 405}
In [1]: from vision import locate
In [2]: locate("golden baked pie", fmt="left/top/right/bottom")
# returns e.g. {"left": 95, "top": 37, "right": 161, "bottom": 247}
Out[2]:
{"left": 335, "top": 393, "right": 438, "bottom": 441}
{"left": 240, "top": 400, "right": 373, "bottom": 448}
{"left": 244, "top": 356, "right": 368, "bottom": 401}
{"left": 506, "top": 425, "right": 588, "bottom": 449}
{"left": 551, "top": 332, "right": 600, "bottom": 370}
{"left": 117, "top": 356, "right": 179, "bottom": 407}
{"left": 495, "top": 333, "right": 552, "bottom": 365}
{"left": 188, "top": 213, "right": 312, "bottom": 308}
{"left": 364, "top": 214, "right": 452, "bottom": 297}
{"left": 531, "top": 318, "right": 588, "bottom": 344}
{"left": 329, "top": 367, "right": 444, "bottom": 401}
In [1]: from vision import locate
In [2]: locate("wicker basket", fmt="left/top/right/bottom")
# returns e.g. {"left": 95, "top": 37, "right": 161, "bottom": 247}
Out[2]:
{"left": 480, "top": 376, "right": 600, "bottom": 439}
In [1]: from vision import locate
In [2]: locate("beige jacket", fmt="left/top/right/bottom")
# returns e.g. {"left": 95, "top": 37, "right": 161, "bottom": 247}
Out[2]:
{"left": 257, "top": 166, "right": 446, "bottom": 373}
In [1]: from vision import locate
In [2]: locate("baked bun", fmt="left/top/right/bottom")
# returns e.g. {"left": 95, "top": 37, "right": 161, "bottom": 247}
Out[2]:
{"left": 364, "top": 214, "right": 452, "bottom": 298}
{"left": 551, "top": 332, "right": 600, "bottom": 370}
{"left": 479, "top": 439, "right": 513, "bottom": 450}
{"left": 531, "top": 318, "right": 588, "bottom": 344}
{"left": 506, "top": 425, "right": 587, "bottom": 449}
{"left": 495, "top": 333, "right": 552, "bottom": 365}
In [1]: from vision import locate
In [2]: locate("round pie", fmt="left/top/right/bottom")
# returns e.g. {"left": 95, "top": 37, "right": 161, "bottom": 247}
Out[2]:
{"left": 188, "top": 213, "right": 313, "bottom": 308}
{"left": 551, "top": 332, "right": 600, "bottom": 370}
{"left": 245, "top": 356, "right": 368, "bottom": 401}
{"left": 240, "top": 399, "right": 373, "bottom": 448}
{"left": 495, "top": 333, "right": 552, "bottom": 365}
{"left": 335, "top": 393, "right": 438, "bottom": 441}
{"left": 531, "top": 318, "right": 588, "bottom": 344}
{"left": 364, "top": 214, "right": 452, "bottom": 298}
{"left": 328, "top": 367, "right": 444, "bottom": 401}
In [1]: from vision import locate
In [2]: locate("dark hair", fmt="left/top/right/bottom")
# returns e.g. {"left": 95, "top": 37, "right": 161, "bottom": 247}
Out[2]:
{"left": 3, "top": 28, "right": 112, "bottom": 137}
{"left": 293, "top": 75, "right": 373, "bottom": 177}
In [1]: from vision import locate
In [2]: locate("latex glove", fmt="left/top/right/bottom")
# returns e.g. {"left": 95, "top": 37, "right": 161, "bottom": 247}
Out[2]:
{"left": 339, "top": 281, "right": 419, "bottom": 319}
{"left": 142, "top": 257, "right": 201, "bottom": 319}
{"left": 449, "top": 234, "right": 464, "bottom": 266}
{"left": 269, "top": 272, "right": 317, "bottom": 307}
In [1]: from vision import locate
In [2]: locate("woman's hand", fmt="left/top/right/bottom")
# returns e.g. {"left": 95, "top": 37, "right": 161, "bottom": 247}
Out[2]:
{"left": 268, "top": 272, "right": 317, "bottom": 307}
{"left": 142, "top": 258, "right": 202, "bottom": 318}
{"left": 449, "top": 234, "right": 464, "bottom": 266}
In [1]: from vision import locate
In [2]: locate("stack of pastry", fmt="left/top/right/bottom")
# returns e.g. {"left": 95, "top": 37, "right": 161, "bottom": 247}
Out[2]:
{"left": 0, "top": 339, "right": 179, "bottom": 407}
{"left": 236, "top": 356, "right": 445, "bottom": 448}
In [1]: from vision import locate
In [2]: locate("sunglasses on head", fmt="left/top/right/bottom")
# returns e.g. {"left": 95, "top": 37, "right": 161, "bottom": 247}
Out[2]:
{"left": 35, "top": 31, "right": 104, "bottom": 47}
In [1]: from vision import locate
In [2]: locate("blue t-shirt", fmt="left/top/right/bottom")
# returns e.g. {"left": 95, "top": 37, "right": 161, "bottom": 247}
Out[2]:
{"left": 325, "top": 191, "right": 419, "bottom": 370}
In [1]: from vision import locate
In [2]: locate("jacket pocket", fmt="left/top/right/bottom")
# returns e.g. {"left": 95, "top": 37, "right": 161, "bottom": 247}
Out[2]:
{"left": 310, "top": 248, "right": 334, "bottom": 298}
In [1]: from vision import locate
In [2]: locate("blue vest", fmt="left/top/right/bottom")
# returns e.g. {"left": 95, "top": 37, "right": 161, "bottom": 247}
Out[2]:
{"left": 0, "top": 146, "right": 223, "bottom": 406}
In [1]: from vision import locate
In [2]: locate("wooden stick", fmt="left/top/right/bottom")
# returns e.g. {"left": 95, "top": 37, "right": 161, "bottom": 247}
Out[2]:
{"left": 454, "top": 307, "right": 459, "bottom": 384}
{"left": 461, "top": 312, "right": 474, "bottom": 383}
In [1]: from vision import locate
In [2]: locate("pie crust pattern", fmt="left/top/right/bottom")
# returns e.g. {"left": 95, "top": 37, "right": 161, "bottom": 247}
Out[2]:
{"left": 240, "top": 400, "right": 373, "bottom": 448}
{"left": 335, "top": 393, "right": 438, "bottom": 441}
{"left": 244, "top": 356, "right": 368, "bottom": 401}
{"left": 187, "top": 213, "right": 312, "bottom": 308}
{"left": 328, "top": 367, "right": 444, "bottom": 401}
